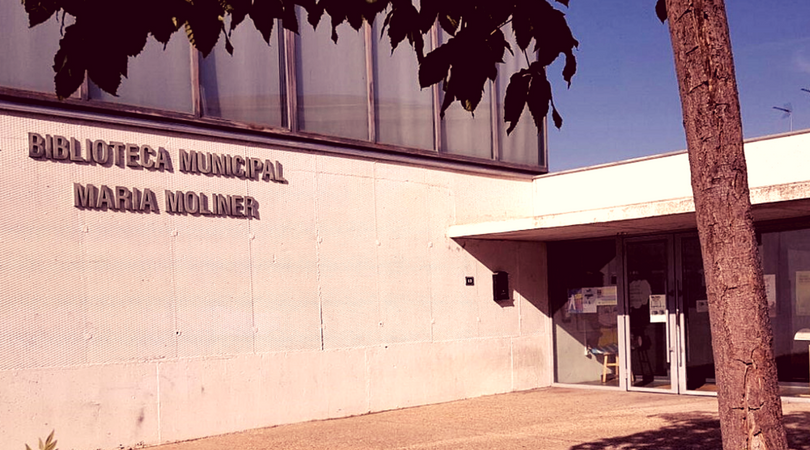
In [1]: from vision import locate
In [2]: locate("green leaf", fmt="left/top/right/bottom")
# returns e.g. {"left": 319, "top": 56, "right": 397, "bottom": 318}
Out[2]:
{"left": 227, "top": 0, "right": 252, "bottom": 31}
{"left": 346, "top": 9, "right": 364, "bottom": 30}
{"left": 385, "top": 3, "right": 419, "bottom": 53}
{"left": 185, "top": 0, "right": 225, "bottom": 56}
{"left": 382, "top": 8, "right": 393, "bottom": 34}
{"left": 445, "top": 60, "right": 486, "bottom": 115}
{"left": 439, "top": 13, "right": 460, "bottom": 36}
{"left": 504, "top": 70, "right": 531, "bottom": 135}
{"left": 411, "top": 32, "right": 425, "bottom": 62}
{"left": 526, "top": 64, "right": 551, "bottom": 131}
{"left": 148, "top": 0, "right": 188, "bottom": 45}
{"left": 362, "top": 0, "right": 388, "bottom": 24}
{"left": 315, "top": 0, "right": 353, "bottom": 41}
{"left": 87, "top": 50, "right": 127, "bottom": 97}
{"left": 118, "top": 27, "right": 150, "bottom": 58}
{"left": 551, "top": 101, "right": 563, "bottom": 128}
{"left": 304, "top": 1, "right": 325, "bottom": 29}
{"left": 488, "top": 28, "right": 510, "bottom": 65}
{"left": 419, "top": 41, "right": 453, "bottom": 88}
{"left": 454, "top": 70, "right": 484, "bottom": 112}
{"left": 511, "top": 6, "right": 533, "bottom": 52}
{"left": 22, "top": 0, "right": 59, "bottom": 27}
{"left": 223, "top": 24, "right": 234, "bottom": 54}
{"left": 562, "top": 48, "right": 576, "bottom": 87}
{"left": 439, "top": 89, "right": 455, "bottom": 118}
{"left": 250, "top": 0, "right": 282, "bottom": 43}
{"left": 533, "top": 3, "right": 578, "bottom": 67}
{"left": 280, "top": 0, "right": 300, "bottom": 34}
{"left": 655, "top": 0, "right": 667, "bottom": 23}
{"left": 417, "top": 0, "right": 439, "bottom": 33}
{"left": 53, "top": 23, "right": 89, "bottom": 99}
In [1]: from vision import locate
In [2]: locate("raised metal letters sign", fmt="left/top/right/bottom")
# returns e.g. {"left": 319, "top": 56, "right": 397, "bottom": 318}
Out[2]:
{"left": 27, "top": 132, "right": 289, "bottom": 219}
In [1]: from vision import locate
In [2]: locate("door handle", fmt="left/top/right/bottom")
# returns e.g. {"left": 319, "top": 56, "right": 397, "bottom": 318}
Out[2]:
{"left": 665, "top": 303, "right": 671, "bottom": 364}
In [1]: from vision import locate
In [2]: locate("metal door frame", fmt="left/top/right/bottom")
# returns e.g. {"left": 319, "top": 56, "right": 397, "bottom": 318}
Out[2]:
{"left": 621, "top": 234, "right": 680, "bottom": 394}
{"left": 674, "top": 233, "right": 717, "bottom": 396}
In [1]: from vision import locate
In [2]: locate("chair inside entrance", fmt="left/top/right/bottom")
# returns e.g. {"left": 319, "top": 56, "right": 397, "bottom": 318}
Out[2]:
{"left": 589, "top": 328, "right": 619, "bottom": 383}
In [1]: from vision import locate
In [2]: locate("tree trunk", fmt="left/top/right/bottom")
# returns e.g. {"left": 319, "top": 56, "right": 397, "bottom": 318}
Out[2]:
{"left": 664, "top": 0, "right": 787, "bottom": 448}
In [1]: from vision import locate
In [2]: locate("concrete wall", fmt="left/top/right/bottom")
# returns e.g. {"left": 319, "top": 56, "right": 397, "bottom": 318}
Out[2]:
{"left": 0, "top": 112, "right": 550, "bottom": 449}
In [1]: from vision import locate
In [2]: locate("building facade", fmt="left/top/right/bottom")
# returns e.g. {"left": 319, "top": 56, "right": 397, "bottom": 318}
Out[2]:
{"left": 451, "top": 132, "right": 810, "bottom": 396}
{"left": 1, "top": 5, "right": 549, "bottom": 450}
{"left": 2, "top": 5, "right": 810, "bottom": 450}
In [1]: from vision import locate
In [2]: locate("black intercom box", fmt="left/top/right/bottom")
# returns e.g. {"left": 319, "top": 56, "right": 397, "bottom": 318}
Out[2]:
{"left": 492, "top": 271, "right": 509, "bottom": 301}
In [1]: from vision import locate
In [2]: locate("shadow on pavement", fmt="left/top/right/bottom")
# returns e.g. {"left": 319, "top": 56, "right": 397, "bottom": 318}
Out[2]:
{"left": 569, "top": 412, "right": 810, "bottom": 450}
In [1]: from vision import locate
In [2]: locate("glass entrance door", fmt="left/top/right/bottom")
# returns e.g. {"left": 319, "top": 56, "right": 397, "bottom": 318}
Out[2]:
{"left": 623, "top": 235, "right": 715, "bottom": 394}
{"left": 625, "top": 237, "right": 679, "bottom": 392}
{"left": 677, "top": 235, "right": 716, "bottom": 393}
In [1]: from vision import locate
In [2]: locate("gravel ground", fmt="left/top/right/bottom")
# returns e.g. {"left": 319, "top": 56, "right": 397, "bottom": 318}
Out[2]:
{"left": 152, "top": 387, "right": 810, "bottom": 450}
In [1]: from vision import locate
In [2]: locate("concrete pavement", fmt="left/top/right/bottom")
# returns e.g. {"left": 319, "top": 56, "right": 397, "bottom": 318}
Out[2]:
{"left": 152, "top": 387, "right": 810, "bottom": 450}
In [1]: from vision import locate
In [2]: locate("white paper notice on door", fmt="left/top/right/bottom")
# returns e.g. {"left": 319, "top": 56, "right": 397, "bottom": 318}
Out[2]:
{"left": 764, "top": 274, "right": 776, "bottom": 318}
{"left": 629, "top": 280, "right": 651, "bottom": 309}
{"left": 581, "top": 288, "right": 598, "bottom": 313}
{"left": 796, "top": 271, "right": 810, "bottom": 316}
{"left": 596, "top": 286, "right": 618, "bottom": 306}
{"left": 649, "top": 294, "right": 667, "bottom": 323}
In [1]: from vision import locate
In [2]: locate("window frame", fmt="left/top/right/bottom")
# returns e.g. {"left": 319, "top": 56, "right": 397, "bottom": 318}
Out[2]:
{"left": 0, "top": 15, "right": 549, "bottom": 174}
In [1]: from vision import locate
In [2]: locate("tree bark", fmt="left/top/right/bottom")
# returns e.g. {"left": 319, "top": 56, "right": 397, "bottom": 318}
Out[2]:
{"left": 664, "top": 0, "right": 788, "bottom": 448}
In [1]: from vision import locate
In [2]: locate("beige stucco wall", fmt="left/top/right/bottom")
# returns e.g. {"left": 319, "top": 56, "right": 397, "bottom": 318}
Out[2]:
{"left": 0, "top": 111, "right": 550, "bottom": 450}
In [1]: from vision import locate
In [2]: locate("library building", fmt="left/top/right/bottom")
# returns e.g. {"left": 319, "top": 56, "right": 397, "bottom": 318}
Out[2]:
{"left": 2, "top": 4, "right": 810, "bottom": 450}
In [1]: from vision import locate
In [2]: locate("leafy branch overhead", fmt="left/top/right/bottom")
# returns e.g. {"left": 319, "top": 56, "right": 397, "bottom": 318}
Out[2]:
{"left": 22, "top": 0, "right": 578, "bottom": 132}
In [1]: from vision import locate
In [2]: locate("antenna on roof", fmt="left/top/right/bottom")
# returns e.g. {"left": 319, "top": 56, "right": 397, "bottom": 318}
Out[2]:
{"left": 773, "top": 103, "right": 793, "bottom": 132}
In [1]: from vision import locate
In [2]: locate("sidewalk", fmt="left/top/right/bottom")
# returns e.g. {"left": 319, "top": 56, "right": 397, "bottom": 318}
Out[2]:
{"left": 153, "top": 387, "right": 810, "bottom": 450}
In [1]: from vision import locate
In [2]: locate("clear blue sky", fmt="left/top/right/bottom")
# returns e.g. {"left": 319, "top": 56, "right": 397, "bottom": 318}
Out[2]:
{"left": 544, "top": 0, "right": 810, "bottom": 172}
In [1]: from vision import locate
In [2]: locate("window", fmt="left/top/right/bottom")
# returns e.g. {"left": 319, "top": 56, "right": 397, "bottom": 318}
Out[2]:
{"left": 295, "top": 19, "right": 369, "bottom": 140}
{"left": 549, "top": 239, "right": 620, "bottom": 385}
{"left": 437, "top": 31, "right": 494, "bottom": 159}
{"left": 760, "top": 228, "right": 810, "bottom": 395}
{"left": 0, "top": 9, "right": 68, "bottom": 94}
{"left": 440, "top": 84, "right": 494, "bottom": 159}
{"left": 200, "top": 21, "right": 285, "bottom": 128}
{"left": 0, "top": 2, "right": 547, "bottom": 171}
{"left": 371, "top": 19, "right": 434, "bottom": 150}
{"left": 88, "top": 34, "right": 193, "bottom": 113}
{"left": 496, "top": 23, "right": 544, "bottom": 166}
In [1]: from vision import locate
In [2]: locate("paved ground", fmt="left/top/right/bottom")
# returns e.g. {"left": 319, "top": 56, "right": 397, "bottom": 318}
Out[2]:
{"left": 154, "top": 387, "right": 810, "bottom": 450}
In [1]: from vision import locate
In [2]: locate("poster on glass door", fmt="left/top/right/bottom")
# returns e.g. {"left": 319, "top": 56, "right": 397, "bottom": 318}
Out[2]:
{"left": 796, "top": 271, "right": 810, "bottom": 316}
{"left": 567, "top": 288, "right": 596, "bottom": 313}
{"left": 649, "top": 294, "right": 667, "bottom": 323}
{"left": 764, "top": 274, "right": 776, "bottom": 318}
{"left": 567, "top": 286, "right": 618, "bottom": 314}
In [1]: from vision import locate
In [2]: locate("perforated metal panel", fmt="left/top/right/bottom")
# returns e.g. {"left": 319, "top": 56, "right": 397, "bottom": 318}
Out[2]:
{"left": 0, "top": 117, "right": 325, "bottom": 369}
{"left": 0, "top": 113, "right": 540, "bottom": 374}
{"left": 0, "top": 119, "right": 88, "bottom": 369}
{"left": 427, "top": 185, "right": 481, "bottom": 341}
{"left": 318, "top": 170, "right": 381, "bottom": 349}
{"left": 375, "top": 178, "right": 432, "bottom": 344}
{"left": 248, "top": 149, "right": 321, "bottom": 353}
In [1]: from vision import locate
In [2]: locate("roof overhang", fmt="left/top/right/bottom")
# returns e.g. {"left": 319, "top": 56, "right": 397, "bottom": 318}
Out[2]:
{"left": 448, "top": 181, "right": 810, "bottom": 242}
